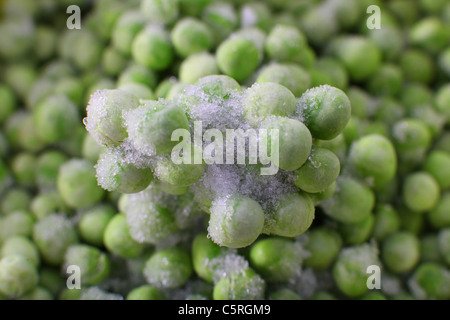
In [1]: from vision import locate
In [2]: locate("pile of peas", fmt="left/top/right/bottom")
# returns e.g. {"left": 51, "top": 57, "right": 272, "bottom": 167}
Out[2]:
{"left": 0, "top": 0, "right": 450, "bottom": 301}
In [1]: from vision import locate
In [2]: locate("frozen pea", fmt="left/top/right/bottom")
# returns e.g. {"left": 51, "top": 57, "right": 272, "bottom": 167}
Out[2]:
{"left": 197, "top": 74, "right": 242, "bottom": 99}
{"left": 329, "top": 36, "right": 382, "bottom": 82}
{"left": 392, "top": 118, "right": 432, "bottom": 152}
{"left": 208, "top": 195, "right": 264, "bottom": 248}
{"left": 311, "top": 58, "right": 348, "bottom": 91}
{"left": 368, "top": 25, "right": 405, "bottom": 62}
{"left": 339, "top": 214, "right": 375, "bottom": 246}
{"left": 321, "top": 176, "right": 375, "bottom": 224}
{"left": 374, "top": 97, "right": 405, "bottom": 126}
{"left": 315, "top": 133, "right": 347, "bottom": 164}
{"left": 269, "top": 192, "right": 315, "bottom": 238}
{"left": 4, "top": 63, "right": 37, "bottom": 101}
{"left": 6, "top": 111, "right": 45, "bottom": 153}
{"left": 382, "top": 232, "right": 420, "bottom": 274}
{"left": 126, "top": 285, "right": 166, "bottom": 300}
{"left": 240, "top": 2, "right": 272, "bottom": 31}
{"left": 438, "top": 228, "right": 450, "bottom": 266}
{"left": 372, "top": 204, "right": 400, "bottom": 242}
{"left": 398, "top": 207, "right": 426, "bottom": 236}
{"left": 192, "top": 233, "right": 223, "bottom": 283}
{"left": 37, "top": 267, "right": 65, "bottom": 297}
{"left": 25, "top": 78, "right": 54, "bottom": 111}
{"left": 101, "top": 46, "right": 128, "bottom": 77}
{"left": 0, "top": 210, "right": 35, "bottom": 242}
{"left": 0, "top": 17, "right": 34, "bottom": 60}
{"left": 156, "top": 181, "right": 189, "bottom": 196}
{"left": 143, "top": 247, "right": 192, "bottom": 289}
{"left": 132, "top": 25, "right": 174, "bottom": 71}
{"left": 402, "top": 172, "right": 440, "bottom": 213}
{"left": 166, "top": 82, "right": 190, "bottom": 101}
{"left": 265, "top": 24, "right": 306, "bottom": 64}
{"left": 304, "top": 227, "right": 342, "bottom": 270}
{"left": 346, "top": 86, "right": 373, "bottom": 119}
{"left": 438, "top": 47, "right": 450, "bottom": 77}
{"left": 35, "top": 150, "right": 67, "bottom": 191}
{"left": 294, "top": 146, "right": 340, "bottom": 194}
{"left": 52, "top": 78, "right": 84, "bottom": 109}
{"left": 423, "top": 150, "right": 450, "bottom": 190}
{"left": 202, "top": 2, "right": 238, "bottom": 45}
{"left": 0, "top": 255, "right": 38, "bottom": 299}
{"left": 256, "top": 63, "right": 311, "bottom": 97}
{"left": 298, "top": 85, "right": 351, "bottom": 141}
{"left": 1, "top": 236, "right": 40, "bottom": 267}
{"left": 0, "top": 188, "right": 31, "bottom": 215}
{"left": 11, "top": 152, "right": 36, "bottom": 188}
{"left": 268, "top": 289, "right": 301, "bottom": 300}
{"left": 69, "top": 30, "right": 103, "bottom": 71}
{"left": 0, "top": 85, "right": 16, "bottom": 124}
{"left": 104, "top": 213, "right": 145, "bottom": 259}
{"left": 19, "top": 286, "right": 53, "bottom": 300}
{"left": 30, "top": 192, "right": 68, "bottom": 221}
{"left": 307, "top": 180, "right": 336, "bottom": 205}
{"left": 243, "top": 83, "right": 296, "bottom": 126}
{"left": 78, "top": 205, "right": 115, "bottom": 247}
{"left": 126, "top": 100, "right": 190, "bottom": 156}
{"left": 332, "top": 243, "right": 379, "bottom": 298}
{"left": 84, "top": 77, "right": 116, "bottom": 105}
{"left": 409, "top": 262, "right": 450, "bottom": 300}
{"left": 64, "top": 244, "right": 109, "bottom": 286}
{"left": 298, "top": 7, "right": 337, "bottom": 49}
{"left": 178, "top": 0, "right": 212, "bottom": 16}
{"left": 261, "top": 117, "right": 312, "bottom": 171}
{"left": 118, "top": 83, "right": 155, "bottom": 101}
{"left": 428, "top": 192, "right": 450, "bottom": 229}
{"left": 82, "top": 134, "right": 106, "bottom": 164}
{"left": 400, "top": 49, "right": 434, "bottom": 84}
{"left": 249, "top": 237, "right": 302, "bottom": 282}
{"left": 213, "top": 268, "right": 265, "bottom": 300}
{"left": 435, "top": 84, "right": 450, "bottom": 120}
{"left": 179, "top": 52, "right": 219, "bottom": 84}
{"left": 155, "top": 77, "right": 178, "bottom": 99}
{"left": 140, "top": 0, "right": 178, "bottom": 24}
{"left": 85, "top": 89, "right": 140, "bottom": 147}
{"left": 117, "top": 64, "right": 158, "bottom": 90}
{"left": 409, "top": 17, "right": 449, "bottom": 54}
{"left": 87, "top": 1, "right": 124, "bottom": 41}
{"left": 171, "top": 18, "right": 213, "bottom": 58}
{"left": 216, "top": 36, "right": 260, "bottom": 82}
{"left": 401, "top": 83, "right": 433, "bottom": 110}
{"left": 367, "top": 64, "right": 403, "bottom": 97}
{"left": 347, "top": 134, "right": 397, "bottom": 187}
{"left": 154, "top": 155, "right": 205, "bottom": 187}
{"left": 420, "top": 234, "right": 444, "bottom": 264}
{"left": 57, "top": 159, "right": 105, "bottom": 209}
{"left": 112, "top": 11, "right": 146, "bottom": 56}
{"left": 32, "top": 214, "right": 78, "bottom": 266}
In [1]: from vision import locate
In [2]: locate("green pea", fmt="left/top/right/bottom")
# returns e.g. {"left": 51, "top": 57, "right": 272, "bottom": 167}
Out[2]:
{"left": 117, "top": 63, "right": 158, "bottom": 90}
{"left": 402, "top": 172, "right": 440, "bottom": 213}
{"left": 85, "top": 88, "right": 140, "bottom": 147}
{"left": 382, "top": 231, "right": 420, "bottom": 274}
{"left": 118, "top": 83, "right": 156, "bottom": 101}
{"left": 304, "top": 227, "right": 342, "bottom": 270}
{"left": 35, "top": 150, "right": 67, "bottom": 191}
{"left": 19, "top": 286, "right": 53, "bottom": 300}
{"left": 311, "top": 58, "right": 349, "bottom": 91}
{"left": 196, "top": 74, "right": 242, "bottom": 98}
{"left": 420, "top": 234, "right": 444, "bottom": 264}
{"left": 101, "top": 46, "right": 128, "bottom": 77}
{"left": 439, "top": 47, "right": 450, "bottom": 78}
{"left": 30, "top": 192, "right": 68, "bottom": 221}
{"left": 111, "top": 11, "right": 146, "bottom": 56}
{"left": 307, "top": 180, "right": 336, "bottom": 205}
{"left": 0, "top": 85, "right": 16, "bottom": 124}
{"left": 63, "top": 244, "right": 109, "bottom": 286}
{"left": 240, "top": 2, "right": 272, "bottom": 31}
{"left": 216, "top": 36, "right": 260, "bottom": 82}
{"left": 367, "top": 64, "right": 403, "bottom": 97}
{"left": 400, "top": 49, "right": 434, "bottom": 84}
{"left": 132, "top": 25, "right": 174, "bottom": 71}
{"left": 38, "top": 267, "right": 65, "bottom": 298}
{"left": 143, "top": 247, "right": 192, "bottom": 289}
{"left": 374, "top": 97, "right": 405, "bottom": 126}
{"left": 171, "top": 18, "right": 213, "bottom": 58}
{"left": 265, "top": 24, "right": 306, "bottom": 64}
{"left": 320, "top": 176, "right": 375, "bottom": 224}
{"left": 435, "top": 84, "right": 450, "bottom": 120}
{"left": 0, "top": 159, "right": 11, "bottom": 197}
{"left": 332, "top": 243, "right": 380, "bottom": 298}
{"left": 0, "top": 210, "right": 35, "bottom": 242}
{"left": 398, "top": 207, "right": 425, "bottom": 236}
{"left": 78, "top": 205, "right": 115, "bottom": 247}
{"left": 428, "top": 192, "right": 450, "bottom": 229}
{"left": 268, "top": 289, "right": 301, "bottom": 300}
{"left": 0, "top": 188, "right": 31, "bottom": 215}
{"left": 346, "top": 86, "right": 373, "bottom": 119}
{"left": 409, "top": 17, "right": 449, "bottom": 54}
{"left": 0, "top": 255, "right": 38, "bottom": 299}
{"left": 11, "top": 152, "right": 36, "bottom": 188}
{"left": 52, "top": 77, "right": 85, "bottom": 108}
{"left": 423, "top": 150, "right": 450, "bottom": 190}
{"left": 126, "top": 285, "right": 166, "bottom": 300}
{"left": 82, "top": 134, "right": 106, "bottom": 164}
{"left": 192, "top": 233, "right": 224, "bottom": 283}
{"left": 140, "top": 0, "right": 179, "bottom": 24}
{"left": 372, "top": 204, "right": 400, "bottom": 242}
{"left": 213, "top": 268, "right": 265, "bottom": 300}
{"left": 155, "top": 155, "right": 205, "bottom": 187}
{"left": 368, "top": 25, "right": 405, "bottom": 62}
{"left": 401, "top": 83, "right": 433, "bottom": 110}
{"left": 104, "top": 213, "right": 145, "bottom": 259}
{"left": 298, "top": 85, "right": 351, "bottom": 141}
{"left": 249, "top": 237, "right": 302, "bottom": 282}
{"left": 179, "top": 52, "right": 219, "bottom": 84}
{"left": 438, "top": 228, "right": 450, "bottom": 266}
{"left": 5, "top": 111, "right": 45, "bottom": 153}
{"left": 1, "top": 236, "right": 39, "bottom": 268}
{"left": 57, "top": 159, "right": 105, "bottom": 209}
{"left": 256, "top": 63, "right": 311, "bottom": 97}
{"left": 294, "top": 146, "right": 340, "bottom": 194}
{"left": 360, "top": 292, "right": 387, "bottom": 300}
{"left": 409, "top": 262, "right": 450, "bottom": 300}
{"left": 0, "top": 17, "right": 34, "bottom": 61}
{"left": 202, "top": 2, "right": 238, "bottom": 45}
{"left": 155, "top": 77, "right": 178, "bottom": 99}
{"left": 208, "top": 195, "right": 264, "bottom": 248}
{"left": 32, "top": 214, "right": 78, "bottom": 266}
{"left": 339, "top": 214, "right": 375, "bottom": 246}
{"left": 68, "top": 30, "right": 103, "bottom": 71}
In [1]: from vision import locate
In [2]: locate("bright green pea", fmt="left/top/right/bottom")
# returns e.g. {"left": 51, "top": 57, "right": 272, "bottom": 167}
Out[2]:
{"left": 155, "top": 155, "right": 205, "bottom": 187}
{"left": 1, "top": 236, "right": 40, "bottom": 268}
{"left": 143, "top": 247, "right": 192, "bottom": 289}
{"left": 35, "top": 150, "right": 67, "bottom": 191}
{"left": 30, "top": 192, "right": 68, "bottom": 221}
{"left": 400, "top": 49, "right": 434, "bottom": 84}
{"left": 240, "top": 2, "right": 272, "bottom": 31}
{"left": 409, "top": 17, "right": 449, "bottom": 54}
{"left": 191, "top": 233, "right": 224, "bottom": 283}
{"left": 171, "top": 17, "right": 213, "bottom": 58}
{"left": 82, "top": 134, "right": 106, "bottom": 164}
{"left": 435, "top": 84, "right": 450, "bottom": 120}
{"left": 320, "top": 176, "right": 375, "bottom": 224}
{"left": 111, "top": 10, "right": 146, "bottom": 56}
{"left": 63, "top": 244, "right": 109, "bottom": 286}
{"left": 197, "top": 74, "right": 242, "bottom": 99}
{"left": 374, "top": 97, "right": 405, "bottom": 126}
{"left": 0, "top": 188, "right": 31, "bottom": 215}
{"left": 265, "top": 24, "right": 306, "bottom": 64}
{"left": 402, "top": 172, "right": 440, "bottom": 213}
{"left": 101, "top": 46, "right": 128, "bottom": 77}
{"left": 346, "top": 86, "right": 373, "bottom": 119}
{"left": 126, "top": 285, "right": 166, "bottom": 300}
{"left": 104, "top": 213, "right": 145, "bottom": 259}
{"left": 216, "top": 36, "right": 260, "bottom": 82}
{"left": 372, "top": 204, "right": 400, "bottom": 242}
{"left": 208, "top": 195, "right": 265, "bottom": 248}
{"left": 179, "top": 52, "right": 219, "bottom": 84}
{"left": 0, "top": 210, "right": 35, "bottom": 242}
{"left": 5, "top": 111, "right": 45, "bottom": 153}
{"left": 249, "top": 237, "right": 302, "bottom": 283}
{"left": 57, "top": 159, "right": 105, "bottom": 209}
{"left": 78, "top": 205, "right": 115, "bottom": 247}
{"left": 38, "top": 267, "right": 65, "bottom": 298}
{"left": 311, "top": 58, "right": 348, "bottom": 90}
{"left": 269, "top": 192, "right": 314, "bottom": 238}
{"left": 428, "top": 192, "right": 450, "bottom": 229}
{"left": 339, "top": 214, "right": 375, "bottom": 246}
{"left": 423, "top": 150, "right": 450, "bottom": 190}
{"left": 382, "top": 231, "right": 420, "bottom": 274}
{"left": 367, "top": 64, "right": 403, "bottom": 96}
{"left": 298, "top": 85, "right": 351, "bottom": 141}
{"left": 11, "top": 152, "right": 36, "bottom": 188}
{"left": 420, "top": 234, "right": 444, "bottom": 264}
{"left": 294, "top": 146, "right": 340, "bottom": 194}
{"left": 132, "top": 25, "right": 174, "bottom": 71}
{"left": 85, "top": 88, "right": 140, "bottom": 147}
{"left": 140, "top": 0, "right": 179, "bottom": 24}
{"left": 401, "top": 83, "right": 433, "bottom": 110}
{"left": 213, "top": 268, "right": 265, "bottom": 300}
{"left": 32, "top": 214, "right": 78, "bottom": 266}
{"left": 0, "top": 255, "right": 38, "bottom": 299}
{"left": 117, "top": 63, "right": 158, "bottom": 90}
{"left": 256, "top": 63, "right": 311, "bottom": 97}
{"left": 202, "top": 2, "right": 238, "bottom": 45}
{"left": 438, "top": 47, "right": 450, "bottom": 77}
{"left": 409, "top": 262, "right": 450, "bottom": 300}
{"left": 304, "top": 227, "right": 342, "bottom": 270}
